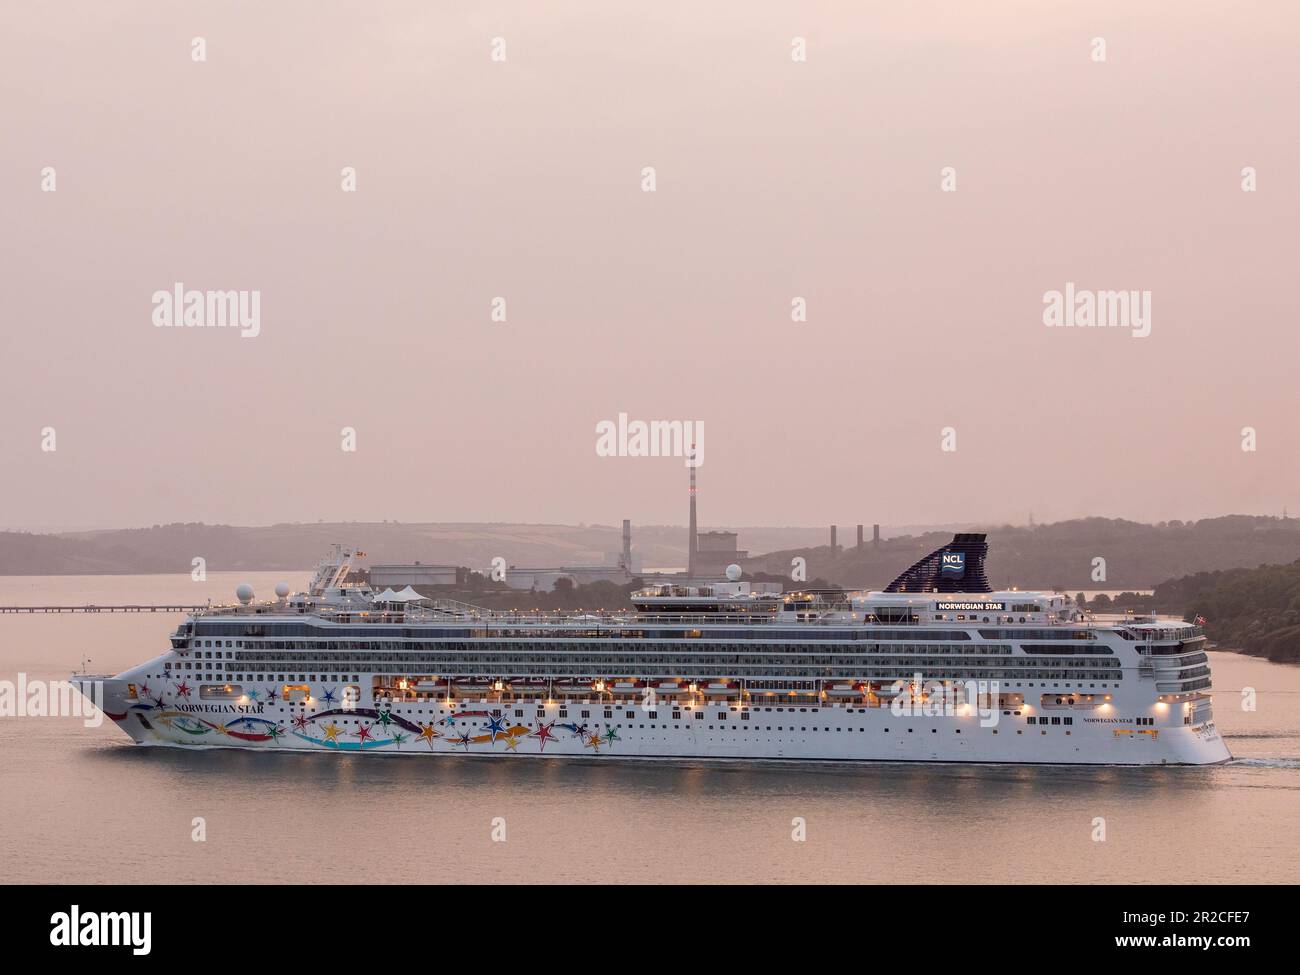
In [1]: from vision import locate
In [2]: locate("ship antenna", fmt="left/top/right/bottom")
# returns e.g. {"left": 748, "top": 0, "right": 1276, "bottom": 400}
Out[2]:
{"left": 687, "top": 442, "right": 698, "bottom": 579}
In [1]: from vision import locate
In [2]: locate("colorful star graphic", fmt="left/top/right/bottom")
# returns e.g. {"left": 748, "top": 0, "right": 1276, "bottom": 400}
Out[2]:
{"left": 530, "top": 722, "right": 556, "bottom": 752}
{"left": 291, "top": 712, "right": 311, "bottom": 732}
{"left": 570, "top": 722, "right": 589, "bottom": 739}
{"left": 504, "top": 734, "right": 521, "bottom": 752}
{"left": 585, "top": 733, "right": 602, "bottom": 750}
{"left": 173, "top": 681, "right": 192, "bottom": 700}
{"left": 246, "top": 688, "right": 259, "bottom": 702}
{"left": 484, "top": 715, "right": 508, "bottom": 743}
{"left": 418, "top": 723, "right": 441, "bottom": 748}
{"left": 603, "top": 727, "right": 619, "bottom": 745}
{"left": 391, "top": 731, "right": 407, "bottom": 749}
{"left": 375, "top": 709, "right": 394, "bottom": 729}
{"left": 352, "top": 723, "right": 375, "bottom": 746}
{"left": 455, "top": 731, "right": 473, "bottom": 750}
{"left": 266, "top": 723, "right": 286, "bottom": 741}
{"left": 321, "top": 722, "right": 343, "bottom": 743}
{"left": 138, "top": 683, "right": 150, "bottom": 697}
{"left": 264, "top": 686, "right": 280, "bottom": 703}
{"left": 321, "top": 687, "right": 338, "bottom": 705}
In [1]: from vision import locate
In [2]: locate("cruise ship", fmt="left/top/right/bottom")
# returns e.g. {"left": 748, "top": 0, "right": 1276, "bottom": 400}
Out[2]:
{"left": 73, "top": 535, "right": 1231, "bottom": 764}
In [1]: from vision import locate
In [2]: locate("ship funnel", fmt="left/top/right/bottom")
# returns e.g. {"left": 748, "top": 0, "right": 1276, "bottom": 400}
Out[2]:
{"left": 883, "top": 533, "right": 991, "bottom": 593}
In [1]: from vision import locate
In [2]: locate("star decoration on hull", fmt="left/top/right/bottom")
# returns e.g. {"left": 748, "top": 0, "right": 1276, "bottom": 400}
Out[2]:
{"left": 530, "top": 722, "right": 556, "bottom": 752}
{"left": 484, "top": 715, "right": 508, "bottom": 744}
{"left": 321, "top": 722, "right": 343, "bottom": 743}
{"left": 417, "top": 723, "right": 440, "bottom": 748}
{"left": 174, "top": 681, "right": 192, "bottom": 700}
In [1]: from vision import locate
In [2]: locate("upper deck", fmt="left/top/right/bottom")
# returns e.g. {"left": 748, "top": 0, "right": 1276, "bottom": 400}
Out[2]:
{"left": 175, "top": 534, "right": 1204, "bottom": 650}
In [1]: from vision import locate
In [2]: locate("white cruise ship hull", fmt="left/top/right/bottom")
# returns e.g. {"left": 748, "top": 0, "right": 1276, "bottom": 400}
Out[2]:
{"left": 84, "top": 680, "right": 1231, "bottom": 766}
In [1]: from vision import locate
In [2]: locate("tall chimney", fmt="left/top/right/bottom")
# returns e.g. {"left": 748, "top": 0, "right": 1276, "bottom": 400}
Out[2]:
{"left": 856, "top": 524, "right": 864, "bottom": 549}
{"left": 830, "top": 524, "right": 838, "bottom": 552}
{"left": 622, "top": 519, "right": 632, "bottom": 572}
{"left": 687, "top": 444, "right": 698, "bottom": 578}
{"left": 872, "top": 523, "right": 881, "bottom": 546}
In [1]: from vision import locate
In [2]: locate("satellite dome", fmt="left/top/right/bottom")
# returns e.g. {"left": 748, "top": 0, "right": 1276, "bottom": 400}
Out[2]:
{"left": 274, "top": 581, "right": 290, "bottom": 599}
{"left": 235, "top": 583, "right": 255, "bottom": 605}
{"left": 725, "top": 563, "right": 742, "bottom": 582}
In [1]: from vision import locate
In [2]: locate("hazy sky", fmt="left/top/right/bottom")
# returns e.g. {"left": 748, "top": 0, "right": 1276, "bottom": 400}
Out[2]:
{"left": 3, "top": 2, "right": 1298, "bottom": 531}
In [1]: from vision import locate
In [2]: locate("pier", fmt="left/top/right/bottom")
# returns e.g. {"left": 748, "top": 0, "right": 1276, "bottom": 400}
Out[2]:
{"left": 0, "top": 604, "right": 207, "bottom": 614}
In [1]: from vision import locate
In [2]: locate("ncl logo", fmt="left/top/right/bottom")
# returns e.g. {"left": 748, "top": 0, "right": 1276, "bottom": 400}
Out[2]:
{"left": 940, "top": 552, "right": 965, "bottom": 577}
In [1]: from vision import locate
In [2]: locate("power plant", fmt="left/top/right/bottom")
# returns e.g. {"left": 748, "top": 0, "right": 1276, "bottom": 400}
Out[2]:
{"left": 368, "top": 457, "right": 875, "bottom": 591}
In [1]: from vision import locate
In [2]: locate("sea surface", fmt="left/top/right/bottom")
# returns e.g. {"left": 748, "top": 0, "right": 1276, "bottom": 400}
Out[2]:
{"left": 1, "top": 572, "right": 1297, "bottom": 884}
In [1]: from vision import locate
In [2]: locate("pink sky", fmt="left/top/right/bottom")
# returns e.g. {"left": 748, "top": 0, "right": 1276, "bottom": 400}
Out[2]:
{"left": 2, "top": 2, "right": 1298, "bottom": 530}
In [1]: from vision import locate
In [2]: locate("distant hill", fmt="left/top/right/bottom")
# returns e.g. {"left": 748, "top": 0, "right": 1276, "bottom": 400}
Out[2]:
{"left": 746, "top": 516, "right": 1300, "bottom": 591}
{"left": 1150, "top": 561, "right": 1300, "bottom": 664}
{"left": 5, "top": 516, "right": 1300, "bottom": 594}
{"left": 0, "top": 521, "right": 828, "bottom": 576}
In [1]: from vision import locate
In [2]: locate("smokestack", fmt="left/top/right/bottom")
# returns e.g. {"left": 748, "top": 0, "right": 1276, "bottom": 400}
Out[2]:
{"left": 830, "top": 524, "right": 838, "bottom": 552}
{"left": 687, "top": 444, "right": 698, "bottom": 578}
{"left": 873, "top": 524, "right": 881, "bottom": 547}
{"left": 856, "top": 524, "right": 864, "bottom": 550}
{"left": 622, "top": 519, "right": 632, "bottom": 572}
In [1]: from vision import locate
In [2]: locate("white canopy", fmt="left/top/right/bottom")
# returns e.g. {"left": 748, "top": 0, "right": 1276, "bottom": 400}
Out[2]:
{"left": 374, "top": 586, "right": 430, "bottom": 603}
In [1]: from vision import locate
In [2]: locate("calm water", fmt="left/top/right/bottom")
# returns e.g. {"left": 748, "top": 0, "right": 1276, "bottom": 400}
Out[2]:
{"left": 2, "top": 573, "right": 1297, "bottom": 884}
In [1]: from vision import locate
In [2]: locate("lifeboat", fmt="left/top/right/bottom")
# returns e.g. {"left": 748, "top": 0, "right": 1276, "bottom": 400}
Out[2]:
{"left": 746, "top": 685, "right": 817, "bottom": 697}
{"left": 607, "top": 680, "right": 644, "bottom": 695}
{"left": 507, "top": 679, "right": 549, "bottom": 696}
{"left": 701, "top": 680, "right": 741, "bottom": 698}
{"left": 453, "top": 678, "right": 493, "bottom": 697}
{"left": 553, "top": 679, "right": 596, "bottom": 697}
{"left": 653, "top": 681, "right": 688, "bottom": 696}
{"left": 825, "top": 682, "right": 867, "bottom": 699}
